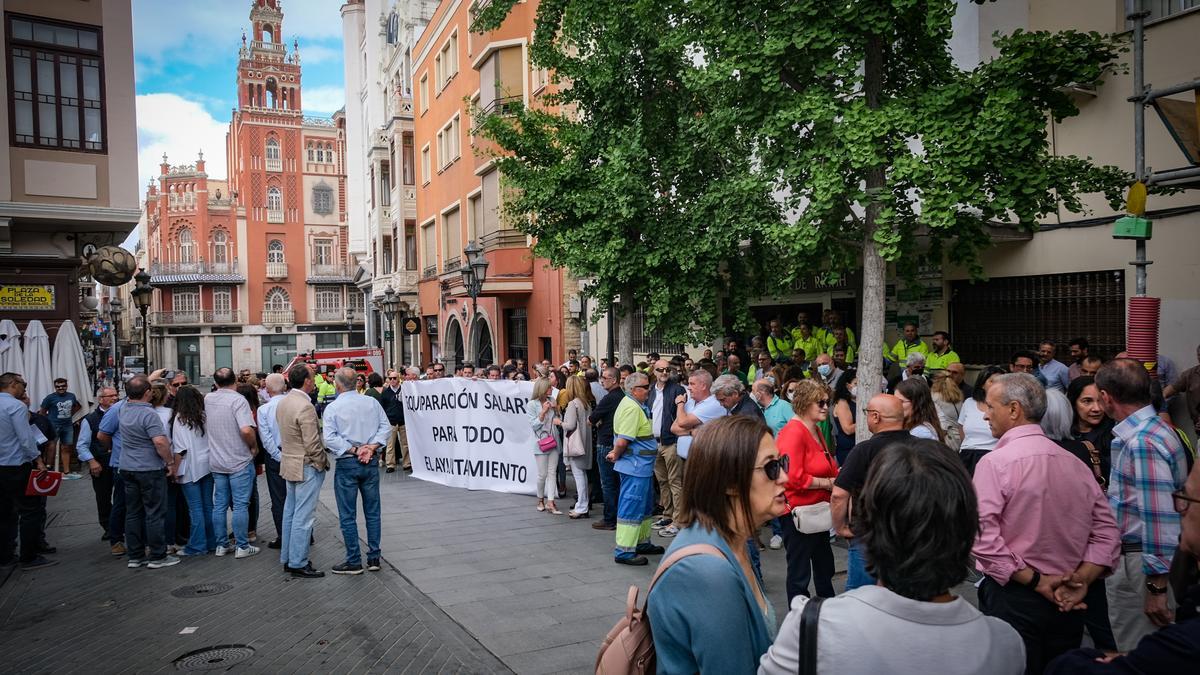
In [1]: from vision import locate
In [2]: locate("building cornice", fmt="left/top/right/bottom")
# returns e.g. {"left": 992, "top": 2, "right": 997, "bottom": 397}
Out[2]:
{"left": 0, "top": 201, "right": 141, "bottom": 225}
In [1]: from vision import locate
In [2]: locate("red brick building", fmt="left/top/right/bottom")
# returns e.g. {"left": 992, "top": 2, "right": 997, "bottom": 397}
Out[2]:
{"left": 142, "top": 0, "right": 359, "bottom": 381}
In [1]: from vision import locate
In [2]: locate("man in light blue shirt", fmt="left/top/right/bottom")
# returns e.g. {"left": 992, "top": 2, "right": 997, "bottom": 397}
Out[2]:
{"left": 0, "top": 373, "right": 52, "bottom": 569}
{"left": 752, "top": 380, "right": 794, "bottom": 436}
{"left": 323, "top": 367, "right": 390, "bottom": 575}
{"left": 255, "top": 373, "right": 287, "bottom": 549}
{"left": 1036, "top": 341, "right": 1070, "bottom": 392}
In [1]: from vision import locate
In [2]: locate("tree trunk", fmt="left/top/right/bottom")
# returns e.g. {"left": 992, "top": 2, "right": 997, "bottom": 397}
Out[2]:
{"left": 856, "top": 34, "right": 887, "bottom": 443}
{"left": 617, "top": 292, "right": 635, "bottom": 367}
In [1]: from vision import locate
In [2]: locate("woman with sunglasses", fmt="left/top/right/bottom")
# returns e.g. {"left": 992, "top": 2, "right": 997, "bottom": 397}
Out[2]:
{"left": 775, "top": 379, "right": 838, "bottom": 602}
{"left": 647, "top": 415, "right": 790, "bottom": 673}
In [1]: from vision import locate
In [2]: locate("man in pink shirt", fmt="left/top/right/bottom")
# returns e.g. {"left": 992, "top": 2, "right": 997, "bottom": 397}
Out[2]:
{"left": 973, "top": 373, "right": 1120, "bottom": 674}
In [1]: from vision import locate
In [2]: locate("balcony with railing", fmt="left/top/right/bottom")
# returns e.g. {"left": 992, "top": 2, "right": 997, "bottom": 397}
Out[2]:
{"left": 479, "top": 94, "right": 523, "bottom": 119}
{"left": 267, "top": 209, "right": 284, "bottom": 223}
{"left": 306, "top": 263, "right": 356, "bottom": 284}
{"left": 309, "top": 308, "right": 366, "bottom": 324}
{"left": 265, "top": 261, "right": 288, "bottom": 279}
{"left": 265, "top": 157, "right": 282, "bottom": 172}
{"left": 261, "top": 309, "right": 295, "bottom": 326}
{"left": 150, "top": 310, "right": 243, "bottom": 327}
{"left": 422, "top": 264, "right": 438, "bottom": 279}
{"left": 149, "top": 260, "right": 245, "bottom": 285}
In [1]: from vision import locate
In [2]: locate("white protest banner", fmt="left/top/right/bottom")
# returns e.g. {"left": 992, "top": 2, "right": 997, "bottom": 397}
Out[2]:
{"left": 402, "top": 378, "right": 537, "bottom": 494}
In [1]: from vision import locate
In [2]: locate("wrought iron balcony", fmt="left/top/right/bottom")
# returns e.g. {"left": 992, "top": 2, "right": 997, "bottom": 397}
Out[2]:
{"left": 309, "top": 308, "right": 366, "bottom": 324}
{"left": 150, "top": 310, "right": 243, "bottom": 326}
{"left": 261, "top": 309, "right": 295, "bottom": 326}
{"left": 307, "top": 263, "right": 356, "bottom": 284}
{"left": 149, "top": 260, "right": 245, "bottom": 285}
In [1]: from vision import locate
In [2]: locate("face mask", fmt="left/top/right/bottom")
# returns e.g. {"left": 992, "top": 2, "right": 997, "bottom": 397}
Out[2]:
{"left": 817, "top": 364, "right": 832, "bottom": 378}
{"left": 848, "top": 385, "right": 857, "bottom": 398}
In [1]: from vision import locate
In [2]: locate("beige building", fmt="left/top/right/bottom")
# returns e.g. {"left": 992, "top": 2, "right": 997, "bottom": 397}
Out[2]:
{"left": 0, "top": 1, "right": 139, "bottom": 342}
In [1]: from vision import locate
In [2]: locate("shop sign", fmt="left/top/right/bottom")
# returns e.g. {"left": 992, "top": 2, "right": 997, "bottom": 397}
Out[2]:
{"left": 0, "top": 285, "right": 55, "bottom": 311}
{"left": 402, "top": 317, "right": 421, "bottom": 336}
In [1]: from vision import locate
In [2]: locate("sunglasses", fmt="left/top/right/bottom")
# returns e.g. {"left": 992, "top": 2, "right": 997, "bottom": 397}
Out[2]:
{"left": 433, "top": 368, "right": 445, "bottom": 372}
{"left": 170, "top": 383, "right": 182, "bottom": 388}
{"left": 816, "top": 399, "right": 830, "bottom": 408}
{"left": 653, "top": 367, "right": 667, "bottom": 373}
{"left": 756, "top": 455, "right": 790, "bottom": 481}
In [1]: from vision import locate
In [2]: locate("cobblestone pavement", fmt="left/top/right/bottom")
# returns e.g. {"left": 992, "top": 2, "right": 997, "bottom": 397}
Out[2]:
{"left": 0, "top": 476, "right": 508, "bottom": 674}
{"left": 1, "top": 467, "right": 977, "bottom": 675}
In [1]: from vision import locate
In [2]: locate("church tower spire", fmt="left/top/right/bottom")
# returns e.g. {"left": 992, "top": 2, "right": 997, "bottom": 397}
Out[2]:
{"left": 237, "top": 0, "right": 302, "bottom": 112}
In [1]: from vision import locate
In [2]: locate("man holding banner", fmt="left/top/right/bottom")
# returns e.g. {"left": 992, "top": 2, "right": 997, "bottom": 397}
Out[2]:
{"left": 607, "top": 372, "right": 665, "bottom": 566}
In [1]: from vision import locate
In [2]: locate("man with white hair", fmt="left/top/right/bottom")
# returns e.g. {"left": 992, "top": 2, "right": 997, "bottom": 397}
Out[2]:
{"left": 713, "top": 374, "right": 765, "bottom": 421}
{"left": 256, "top": 373, "right": 288, "bottom": 549}
{"left": 323, "top": 367, "right": 391, "bottom": 575}
{"left": 973, "top": 373, "right": 1119, "bottom": 673}
{"left": 888, "top": 351, "right": 928, "bottom": 393}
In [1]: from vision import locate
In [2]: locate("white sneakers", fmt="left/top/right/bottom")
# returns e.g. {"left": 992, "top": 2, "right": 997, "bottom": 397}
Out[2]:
{"left": 235, "top": 545, "right": 260, "bottom": 559}
{"left": 214, "top": 545, "right": 231, "bottom": 557}
{"left": 769, "top": 535, "right": 783, "bottom": 550}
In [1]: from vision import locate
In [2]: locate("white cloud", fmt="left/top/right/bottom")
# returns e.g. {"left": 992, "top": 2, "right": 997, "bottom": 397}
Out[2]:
{"left": 136, "top": 93, "right": 229, "bottom": 194}
{"left": 303, "top": 85, "right": 345, "bottom": 113}
{"left": 133, "top": 0, "right": 342, "bottom": 65}
{"left": 300, "top": 44, "right": 341, "bottom": 65}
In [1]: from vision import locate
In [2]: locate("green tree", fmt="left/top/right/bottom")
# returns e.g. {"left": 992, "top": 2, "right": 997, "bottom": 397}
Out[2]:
{"left": 473, "top": 0, "right": 779, "bottom": 365}
{"left": 478, "top": 1, "right": 1127, "bottom": 420}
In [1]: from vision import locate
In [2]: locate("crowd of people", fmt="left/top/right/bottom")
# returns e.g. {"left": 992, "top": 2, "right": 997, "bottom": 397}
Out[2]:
{"left": 3, "top": 307, "right": 1200, "bottom": 674}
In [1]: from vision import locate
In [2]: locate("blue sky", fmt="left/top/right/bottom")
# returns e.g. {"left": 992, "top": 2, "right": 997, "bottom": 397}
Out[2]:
{"left": 131, "top": 0, "right": 346, "bottom": 196}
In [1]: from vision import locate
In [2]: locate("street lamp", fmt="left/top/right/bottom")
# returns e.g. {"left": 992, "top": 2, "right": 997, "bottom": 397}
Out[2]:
{"left": 380, "top": 285, "right": 400, "bottom": 368}
{"left": 132, "top": 268, "right": 154, "bottom": 372}
{"left": 460, "top": 240, "right": 489, "bottom": 364}
{"left": 108, "top": 297, "right": 122, "bottom": 387}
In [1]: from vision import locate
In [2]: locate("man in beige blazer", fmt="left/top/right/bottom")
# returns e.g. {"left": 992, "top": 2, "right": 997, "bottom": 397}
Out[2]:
{"left": 276, "top": 364, "right": 328, "bottom": 578}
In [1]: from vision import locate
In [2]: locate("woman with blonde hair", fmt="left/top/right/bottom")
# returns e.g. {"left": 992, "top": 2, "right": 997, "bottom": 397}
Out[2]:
{"left": 526, "top": 377, "right": 562, "bottom": 514}
{"left": 931, "top": 370, "right": 965, "bottom": 450}
{"left": 560, "top": 376, "right": 595, "bottom": 518}
{"left": 775, "top": 378, "right": 838, "bottom": 602}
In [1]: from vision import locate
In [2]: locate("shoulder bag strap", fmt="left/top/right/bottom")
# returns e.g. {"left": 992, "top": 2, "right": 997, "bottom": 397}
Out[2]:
{"left": 1082, "top": 440, "right": 1103, "bottom": 482}
{"left": 640, "top": 543, "right": 727, "bottom": 612}
{"left": 799, "top": 596, "right": 825, "bottom": 675}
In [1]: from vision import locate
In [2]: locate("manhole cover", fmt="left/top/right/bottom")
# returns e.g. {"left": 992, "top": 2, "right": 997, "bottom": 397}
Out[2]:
{"left": 173, "top": 645, "right": 255, "bottom": 671}
{"left": 170, "top": 583, "right": 233, "bottom": 598}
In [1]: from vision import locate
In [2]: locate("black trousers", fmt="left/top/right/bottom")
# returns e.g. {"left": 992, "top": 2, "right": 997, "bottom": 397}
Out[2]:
{"left": 265, "top": 456, "right": 286, "bottom": 537}
{"left": 123, "top": 469, "right": 168, "bottom": 561}
{"left": 779, "top": 512, "right": 836, "bottom": 603}
{"left": 0, "top": 463, "right": 44, "bottom": 563}
{"left": 90, "top": 453, "right": 113, "bottom": 534}
{"left": 978, "top": 576, "right": 1084, "bottom": 674}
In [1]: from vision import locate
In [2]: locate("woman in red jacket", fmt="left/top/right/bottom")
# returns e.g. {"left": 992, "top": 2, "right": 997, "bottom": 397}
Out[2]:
{"left": 775, "top": 379, "right": 838, "bottom": 602}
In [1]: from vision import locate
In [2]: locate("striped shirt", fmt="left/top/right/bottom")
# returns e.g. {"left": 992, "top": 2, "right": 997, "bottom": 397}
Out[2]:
{"left": 1108, "top": 405, "right": 1188, "bottom": 576}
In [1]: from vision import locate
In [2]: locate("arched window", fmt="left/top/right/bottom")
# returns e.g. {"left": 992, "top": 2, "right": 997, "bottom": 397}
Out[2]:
{"left": 325, "top": 143, "right": 335, "bottom": 163}
{"left": 263, "top": 24, "right": 274, "bottom": 44}
{"left": 264, "top": 287, "right": 290, "bottom": 311}
{"left": 265, "top": 78, "right": 278, "bottom": 108}
{"left": 178, "top": 227, "right": 195, "bottom": 263}
{"left": 316, "top": 146, "right": 324, "bottom": 162}
{"left": 265, "top": 137, "right": 280, "bottom": 161}
{"left": 307, "top": 142, "right": 314, "bottom": 162}
{"left": 267, "top": 239, "right": 284, "bottom": 263}
{"left": 213, "top": 230, "right": 228, "bottom": 264}
{"left": 267, "top": 186, "right": 282, "bottom": 211}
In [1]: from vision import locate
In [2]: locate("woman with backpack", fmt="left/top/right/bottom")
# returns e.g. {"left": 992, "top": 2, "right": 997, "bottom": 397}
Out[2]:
{"left": 644, "top": 415, "right": 790, "bottom": 672}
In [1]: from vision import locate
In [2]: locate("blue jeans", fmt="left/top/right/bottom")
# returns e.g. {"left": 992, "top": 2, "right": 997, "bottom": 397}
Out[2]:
{"left": 595, "top": 444, "right": 621, "bottom": 526}
{"left": 281, "top": 464, "right": 326, "bottom": 568}
{"left": 109, "top": 470, "right": 126, "bottom": 542}
{"left": 180, "top": 474, "right": 215, "bottom": 554}
{"left": 334, "top": 455, "right": 381, "bottom": 565}
{"left": 844, "top": 538, "right": 876, "bottom": 591}
{"left": 122, "top": 469, "right": 167, "bottom": 561}
{"left": 211, "top": 463, "right": 255, "bottom": 549}
{"left": 770, "top": 517, "right": 783, "bottom": 538}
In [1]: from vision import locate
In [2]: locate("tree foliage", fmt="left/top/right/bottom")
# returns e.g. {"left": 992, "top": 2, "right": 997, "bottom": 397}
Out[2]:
{"left": 475, "top": 0, "right": 1129, "bottom": 351}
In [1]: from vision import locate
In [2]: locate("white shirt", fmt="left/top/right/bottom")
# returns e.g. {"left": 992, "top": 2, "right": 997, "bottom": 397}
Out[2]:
{"left": 676, "top": 395, "right": 727, "bottom": 459}
{"left": 958, "top": 400, "right": 998, "bottom": 451}
{"left": 257, "top": 395, "right": 283, "bottom": 462}
{"left": 322, "top": 390, "right": 392, "bottom": 459}
{"left": 172, "top": 418, "right": 211, "bottom": 484}
{"left": 651, "top": 383, "right": 665, "bottom": 438}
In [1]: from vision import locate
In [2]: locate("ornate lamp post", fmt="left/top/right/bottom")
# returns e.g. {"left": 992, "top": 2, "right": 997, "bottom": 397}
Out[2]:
{"left": 131, "top": 269, "right": 154, "bottom": 372}
{"left": 459, "top": 241, "right": 489, "bottom": 364}
{"left": 380, "top": 285, "right": 400, "bottom": 368}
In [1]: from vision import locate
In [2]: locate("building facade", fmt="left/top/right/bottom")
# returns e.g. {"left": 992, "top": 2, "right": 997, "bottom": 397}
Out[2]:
{"left": 142, "top": 0, "right": 358, "bottom": 382}
{"left": 0, "top": 0, "right": 139, "bottom": 341}
{"left": 410, "top": 0, "right": 577, "bottom": 369}
{"left": 341, "top": 0, "right": 438, "bottom": 369}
